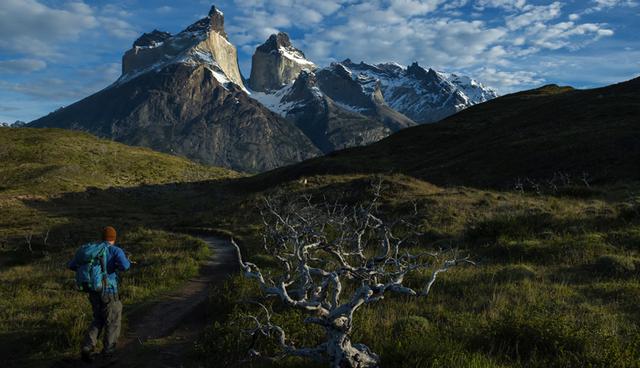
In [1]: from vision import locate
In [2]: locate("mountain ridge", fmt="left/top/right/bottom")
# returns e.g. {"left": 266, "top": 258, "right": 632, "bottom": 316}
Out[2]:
{"left": 251, "top": 76, "right": 640, "bottom": 188}
{"left": 29, "top": 4, "right": 499, "bottom": 173}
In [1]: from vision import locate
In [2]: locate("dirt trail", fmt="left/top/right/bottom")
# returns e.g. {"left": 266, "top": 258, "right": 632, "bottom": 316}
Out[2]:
{"left": 54, "top": 236, "right": 237, "bottom": 368}
{"left": 123, "top": 236, "right": 236, "bottom": 343}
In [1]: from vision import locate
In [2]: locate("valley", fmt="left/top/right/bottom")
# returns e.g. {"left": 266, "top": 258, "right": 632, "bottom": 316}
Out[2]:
{"left": 1, "top": 2, "right": 639, "bottom": 368}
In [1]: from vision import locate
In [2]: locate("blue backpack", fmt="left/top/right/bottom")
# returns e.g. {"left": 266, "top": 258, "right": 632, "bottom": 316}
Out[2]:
{"left": 73, "top": 242, "right": 109, "bottom": 292}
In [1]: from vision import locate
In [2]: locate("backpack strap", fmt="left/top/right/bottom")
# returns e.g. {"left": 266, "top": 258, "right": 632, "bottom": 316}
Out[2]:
{"left": 99, "top": 245, "right": 109, "bottom": 294}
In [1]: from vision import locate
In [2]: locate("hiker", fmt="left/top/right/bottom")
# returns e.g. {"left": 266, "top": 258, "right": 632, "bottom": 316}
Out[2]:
{"left": 68, "top": 226, "right": 131, "bottom": 362}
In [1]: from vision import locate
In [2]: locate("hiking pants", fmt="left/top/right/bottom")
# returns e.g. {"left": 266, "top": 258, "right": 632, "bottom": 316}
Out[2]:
{"left": 82, "top": 292, "right": 122, "bottom": 353}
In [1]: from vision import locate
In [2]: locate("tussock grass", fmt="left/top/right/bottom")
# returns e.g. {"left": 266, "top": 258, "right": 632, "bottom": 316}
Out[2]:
{"left": 197, "top": 174, "right": 640, "bottom": 367}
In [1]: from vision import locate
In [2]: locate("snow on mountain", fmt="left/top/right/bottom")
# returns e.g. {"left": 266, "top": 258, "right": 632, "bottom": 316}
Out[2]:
{"left": 338, "top": 60, "right": 499, "bottom": 123}
{"left": 113, "top": 5, "right": 246, "bottom": 91}
{"left": 249, "top": 32, "right": 316, "bottom": 92}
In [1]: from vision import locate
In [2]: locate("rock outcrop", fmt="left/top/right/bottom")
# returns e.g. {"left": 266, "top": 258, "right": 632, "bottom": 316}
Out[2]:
{"left": 121, "top": 5, "right": 245, "bottom": 90}
{"left": 315, "top": 62, "right": 415, "bottom": 131}
{"left": 249, "top": 32, "right": 316, "bottom": 92}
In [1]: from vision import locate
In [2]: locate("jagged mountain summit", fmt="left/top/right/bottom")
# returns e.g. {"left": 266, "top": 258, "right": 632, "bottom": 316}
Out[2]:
{"left": 29, "top": 5, "right": 320, "bottom": 173}
{"left": 249, "top": 32, "right": 316, "bottom": 92}
{"left": 29, "top": 4, "right": 498, "bottom": 172}
{"left": 335, "top": 60, "right": 498, "bottom": 123}
{"left": 249, "top": 34, "right": 416, "bottom": 153}
{"left": 247, "top": 33, "right": 497, "bottom": 152}
{"left": 118, "top": 6, "right": 245, "bottom": 90}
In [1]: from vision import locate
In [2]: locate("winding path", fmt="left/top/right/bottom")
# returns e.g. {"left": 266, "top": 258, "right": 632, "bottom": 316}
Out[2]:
{"left": 124, "top": 236, "right": 236, "bottom": 343}
{"left": 52, "top": 236, "right": 237, "bottom": 368}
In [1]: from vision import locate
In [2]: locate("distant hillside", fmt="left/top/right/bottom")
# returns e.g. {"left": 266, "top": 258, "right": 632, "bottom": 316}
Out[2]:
{"left": 254, "top": 77, "right": 640, "bottom": 188}
{"left": 0, "top": 128, "right": 238, "bottom": 196}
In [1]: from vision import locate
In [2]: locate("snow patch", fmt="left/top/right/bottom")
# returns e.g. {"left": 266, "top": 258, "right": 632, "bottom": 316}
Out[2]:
{"left": 249, "top": 83, "right": 298, "bottom": 116}
{"left": 279, "top": 47, "right": 315, "bottom": 67}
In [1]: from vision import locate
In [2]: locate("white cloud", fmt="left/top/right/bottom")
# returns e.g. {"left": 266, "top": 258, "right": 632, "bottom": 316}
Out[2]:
{"left": 99, "top": 16, "right": 138, "bottom": 39}
{"left": 0, "top": 0, "right": 136, "bottom": 57}
{"left": 474, "top": 67, "right": 545, "bottom": 92}
{"left": 299, "top": 16, "right": 507, "bottom": 69}
{"left": 474, "top": 0, "right": 527, "bottom": 11}
{"left": 388, "top": 0, "right": 445, "bottom": 16}
{"left": 591, "top": 0, "right": 638, "bottom": 10}
{"left": 0, "top": 0, "right": 98, "bottom": 56}
{"left": 0, "top": 59, "right": 47, "bottom": 73}
{"left": 525, "top": 21, "right": 614, "bottom": 50}
{"left": 506, "top": 2, "right": 563, "bottom": 30}
{"left": 0, "top": 62, "right": 120, "bottom": 100}
{"left": 157, "top": 6, "right": 173, "bottom": 14}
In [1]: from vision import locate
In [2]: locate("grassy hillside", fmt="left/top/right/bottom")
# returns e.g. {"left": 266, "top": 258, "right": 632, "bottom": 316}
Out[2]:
{"left": 0, "top": 127, "right": 239, "bottom": 196}
{"left": 0, "top": 127, "right": 240, "bottom": 366}
{"left": 192, "top": 174, "right": 640, "bottom": 368}
{"left": 252, "top": 77, "right": 640, "bottom": 189}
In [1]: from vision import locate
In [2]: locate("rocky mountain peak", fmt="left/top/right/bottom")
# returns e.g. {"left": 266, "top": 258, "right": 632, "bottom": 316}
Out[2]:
{"left": 183, "top": 4, "right": 227, "bottom": 38}
{"left": 330, "top": 62, "right": 353, "bottom": 79}
{"left": 133, "top": 29, "right": 171, "bottom": 47}
{"left": 281, "top": 70, "right": 320, "bottom": 103}
{"left": 119, "top": 4, "right": 244, "bottom": 90}
{"left": 249, "top": 32, "right": 316, "bottom": 92}
{"left": 406, "top": 62, "right": 440, "bottom": 81}
{"left": 257, "top": 32, "right": 293, "bottom": 53}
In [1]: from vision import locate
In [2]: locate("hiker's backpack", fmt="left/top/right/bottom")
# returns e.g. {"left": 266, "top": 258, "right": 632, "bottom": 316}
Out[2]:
{"left": 73, "top": 242, "right": 109, "bottom": 292}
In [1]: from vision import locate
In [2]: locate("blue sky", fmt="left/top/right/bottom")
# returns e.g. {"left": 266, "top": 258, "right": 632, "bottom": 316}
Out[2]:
{"left": 0, "top": 0, "right": 638, "bottom": 123}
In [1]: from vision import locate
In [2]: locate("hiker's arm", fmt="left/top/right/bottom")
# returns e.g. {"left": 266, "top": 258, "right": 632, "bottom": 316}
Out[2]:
{"left": 115, "top": 248, "right": 131, "bottom": 271}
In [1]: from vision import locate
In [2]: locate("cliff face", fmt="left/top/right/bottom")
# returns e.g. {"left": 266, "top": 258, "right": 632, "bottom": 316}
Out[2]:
{"left": 121, "top": 6, "right": 245, "bottom": 89}
{"left": 30, "top": 63, "right": 319, "bottom": 172}
{"left": 29, "top": 6, "right": 321, "bottom": 173}
{"left": 249, "top": 32, "right": 316, "bottom": 92}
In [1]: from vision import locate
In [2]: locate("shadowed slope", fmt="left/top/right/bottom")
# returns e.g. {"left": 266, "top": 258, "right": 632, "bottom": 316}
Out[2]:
{"left": 251, "top": 77, "right": 640, "bottom": 189}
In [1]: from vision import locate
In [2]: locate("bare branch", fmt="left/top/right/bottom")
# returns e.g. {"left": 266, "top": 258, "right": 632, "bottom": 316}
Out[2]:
{"left": 232, "top": 183, "right": 473, "bottom": 367}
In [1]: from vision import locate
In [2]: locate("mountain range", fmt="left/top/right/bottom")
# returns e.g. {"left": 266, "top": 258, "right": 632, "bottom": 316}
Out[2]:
{"left": 255, "top": 77, "right": 640, "bottom": 188}
{"left": 29, "top": 4, "right": 497, "bottom": 173}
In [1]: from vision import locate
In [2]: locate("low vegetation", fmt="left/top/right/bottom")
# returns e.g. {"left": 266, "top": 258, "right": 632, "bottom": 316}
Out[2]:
{"left": 195, "top": 174, "right": 640, "bottom": 367}
{"left": 2, "top": 127, "right": 639, "bottom": 367}
{"left": 0, "top": 229, "right": 209, "bottom": 366}
{"left": 0, "top": 127, "right": 238, "bottom": 366}
{"left": 0, "top": 127, "right": 238, "bottom": 196}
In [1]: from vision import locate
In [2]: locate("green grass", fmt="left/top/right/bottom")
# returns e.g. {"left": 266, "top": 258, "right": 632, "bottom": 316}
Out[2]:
{"left": 0, "top": 127, "right": 239, "bottom": 196}
{"left": 2, "top": 125, "right": 639, "bottom": 367}
{"left": 0, "top": 127, "right": 241, "bottom": 366}
{"left": 193, "top": 174, "right": 640, "bottom": 367}
{"left": 0, "top": 229, "right": 210, "bottom": 367}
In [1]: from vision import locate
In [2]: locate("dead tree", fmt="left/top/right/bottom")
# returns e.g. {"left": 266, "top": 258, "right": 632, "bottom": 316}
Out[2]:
{"left": 232, "top": 184, "right": 473, "bottom": 368}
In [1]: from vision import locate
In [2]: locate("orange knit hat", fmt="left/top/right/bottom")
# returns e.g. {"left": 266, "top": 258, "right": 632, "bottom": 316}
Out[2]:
{"left": 102, "top": 226, "right": 117, "bottom": 242}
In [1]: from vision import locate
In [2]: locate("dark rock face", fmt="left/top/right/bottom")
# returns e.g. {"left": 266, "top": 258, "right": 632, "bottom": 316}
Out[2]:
{"left": 133, "top": 30, "right": 172, "bottom": 47}
{"left": 316, "top": 63, "right": 416, "bottom": 131}
{"left": 278, "top": 71, "right": 391, "bottom": 153}
{"left": 30, "top": 64, "right": 320, "bottom": 173}
{"left": 256, "top": 32, "right": 293, "bottom": 53}
{"left": 184, "top": 5, "right": 227, "bottom": 38}
{"left": 249, "top": 32, "right": 316, "bottom": 92}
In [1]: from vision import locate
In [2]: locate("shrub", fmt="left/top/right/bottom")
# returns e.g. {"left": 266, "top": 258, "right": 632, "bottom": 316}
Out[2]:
{"left": 477, "top": 311, "right": 586, "bottom": 366}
